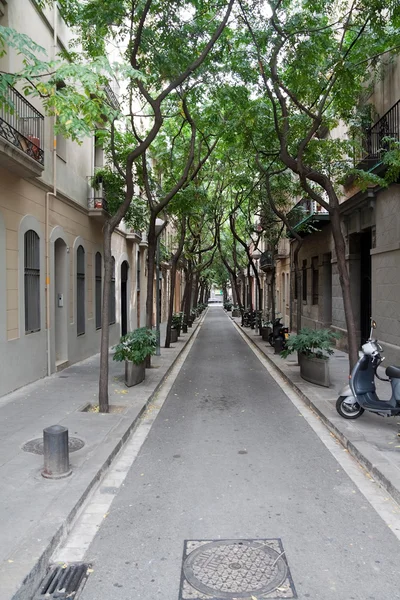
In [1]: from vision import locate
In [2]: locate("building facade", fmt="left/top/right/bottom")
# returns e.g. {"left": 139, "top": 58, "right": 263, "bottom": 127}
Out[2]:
{"left": 0, "top": 1, "right": 151, "bottom": 396}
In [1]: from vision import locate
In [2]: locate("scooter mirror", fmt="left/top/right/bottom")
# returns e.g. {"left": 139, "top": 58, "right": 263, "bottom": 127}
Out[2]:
{"left": 371, "top": 319, "right": 377, "bottom": 329}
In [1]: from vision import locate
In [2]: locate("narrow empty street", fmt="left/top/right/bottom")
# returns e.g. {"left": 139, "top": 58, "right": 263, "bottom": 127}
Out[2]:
{"left": 74, "top": 309, "right": 400, "bottom": 600}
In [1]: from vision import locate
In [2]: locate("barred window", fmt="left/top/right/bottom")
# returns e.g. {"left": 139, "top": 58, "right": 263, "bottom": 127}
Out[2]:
{"left": 24, "top": 230, "right": 40, "bottom": 333}
{"left": 95, "top": 252, "right": 102, "bottom": 330}
{"left": 109, "top": 256, "right": 116, "bottom": 325}
{"left": 77, "top": 245, "right": 85, "bottom": 335}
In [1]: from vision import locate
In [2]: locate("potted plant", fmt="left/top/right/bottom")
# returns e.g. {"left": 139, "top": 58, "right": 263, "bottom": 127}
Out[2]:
{"left": 224, "top": 301, "right": 233, "bottom": 312}
{"left": 171, "top": 313, "right": 182, "bottom": 342}
{"left": 280, "top": 328, "right": 340, "bottom": 387}
{"left": 113, "top": 328, "right": 157, "bottom": 387}
{"left": 232, "top": 305, "right": 241, "bottom": 317}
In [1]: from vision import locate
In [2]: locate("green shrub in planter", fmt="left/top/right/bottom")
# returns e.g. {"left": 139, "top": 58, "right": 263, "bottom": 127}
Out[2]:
{"left": 280, "top": 328, "right": 340, "bottom": 360}
{"left": 171, "top": 312, "right": 183, "bottom": 332}
{"left": 113, "top": 327, "right": 157, "bottom": 365}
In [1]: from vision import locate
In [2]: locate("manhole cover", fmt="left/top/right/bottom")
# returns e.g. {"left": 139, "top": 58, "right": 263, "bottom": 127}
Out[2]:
{"left": 22, "top": 437, "right": 85, "bottom": 455}
{"left": 180, "top": 539, "right": 296, "bottom": 599}
{"left": 34, "top": 563, "right": 91, "bottom": 599}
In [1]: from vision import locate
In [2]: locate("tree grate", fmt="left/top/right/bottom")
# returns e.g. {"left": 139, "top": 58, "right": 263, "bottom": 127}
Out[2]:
{"left": 33, "top": 563, "right": 91, "bottom": 599}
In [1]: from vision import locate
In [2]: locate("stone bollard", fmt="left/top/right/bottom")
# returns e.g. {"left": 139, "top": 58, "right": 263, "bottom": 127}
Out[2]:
{"left": 42, "top": 425, "right": 72, "bottom": 479}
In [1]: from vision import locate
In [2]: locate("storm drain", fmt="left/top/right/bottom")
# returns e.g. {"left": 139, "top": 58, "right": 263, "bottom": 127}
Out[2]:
{"left": 180, "top": 539, "right": 296, "bottom": 599}
{"left": 22, "top": 437, "right": 85, "bottom": 455}
{"left": 34, "top": 563, "right": 91, "bottom": 599}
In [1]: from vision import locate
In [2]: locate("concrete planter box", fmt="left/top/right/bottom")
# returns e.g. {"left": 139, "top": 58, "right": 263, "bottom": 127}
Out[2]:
{"left": 170, "top": 328, "right": 178, "bottom": 343}
{"left": 298, "top": 352, "right": 330, "bottom": 387}
{"left": 182, "top": 323, "right": 188, "bottom": 333}
{"left": 232, "top": 309, "right": 241, "bottom": 317}
{"left": 125, "top": 360, "right": 145, "bottom": 387}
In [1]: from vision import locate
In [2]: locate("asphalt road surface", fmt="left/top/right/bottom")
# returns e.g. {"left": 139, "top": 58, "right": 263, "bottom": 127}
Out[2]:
{"left": 78, "top": 308, "right": 400, "bottom": 600}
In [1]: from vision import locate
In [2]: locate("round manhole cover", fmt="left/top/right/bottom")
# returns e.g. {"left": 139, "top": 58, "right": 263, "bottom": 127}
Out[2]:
{"left": 183, "top": 540, "right": 287, "bottom": 598}
{"left": 22, "top": 437, "right": 85, "bottom": 455}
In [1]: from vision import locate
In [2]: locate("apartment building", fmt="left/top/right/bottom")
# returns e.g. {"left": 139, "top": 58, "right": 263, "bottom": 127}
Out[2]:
{"left": 0, "top": 1, "right": 148, "bottom": 396}
{"left": 277, "top": 56, "right": 400, "bottom": 364}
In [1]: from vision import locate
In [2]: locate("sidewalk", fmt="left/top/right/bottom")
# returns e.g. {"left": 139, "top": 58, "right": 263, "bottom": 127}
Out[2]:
{"left": 0, "top": 319, "right": 203, "bottom": 600}
{"left": 232, "top": 316, "right": 400, "bottom": 507}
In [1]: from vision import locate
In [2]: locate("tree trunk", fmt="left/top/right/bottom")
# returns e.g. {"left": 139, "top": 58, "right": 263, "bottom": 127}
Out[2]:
{"left": 330, "top": 208, "right": 358, "bottom": 370}
{"left": 184, "top": 264, "right": 193, "bottom": 324}
{"left": 98, "top": 223, "right": 112, "bottom": 413}
{"left": 146, "top": 215, "right": 157, "bottom": 330}
{"left": 165, "top": 219, "right": 186, "bottom": 348}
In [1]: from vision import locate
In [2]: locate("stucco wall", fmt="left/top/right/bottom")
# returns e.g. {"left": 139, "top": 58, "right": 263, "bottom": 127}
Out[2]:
{"left": 371, "top": 185, "right": 400, "bottom": 364}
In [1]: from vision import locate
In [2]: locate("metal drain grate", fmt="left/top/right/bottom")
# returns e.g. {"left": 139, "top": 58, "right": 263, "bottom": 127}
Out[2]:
{"left": 180, "top": 539, "right": 296, "bottom": 599}
{"left": 34, "top": 563, "right": 91, "bottom": 599}
{"left": 22, "top": 437, "right": 85, "bottom": 455}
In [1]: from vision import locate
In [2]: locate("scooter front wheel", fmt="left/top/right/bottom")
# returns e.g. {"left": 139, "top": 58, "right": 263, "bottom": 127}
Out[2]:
{"left": 336, "top": 396, "right": 365, "bottom": 419}
{"left": 268, "top": 333, "right": 275, "bottom": 347}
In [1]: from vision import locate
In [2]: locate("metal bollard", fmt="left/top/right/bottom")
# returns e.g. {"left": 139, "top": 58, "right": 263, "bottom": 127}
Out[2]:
{"left": 42, "top": 425, "right": 72, "bottom": 479}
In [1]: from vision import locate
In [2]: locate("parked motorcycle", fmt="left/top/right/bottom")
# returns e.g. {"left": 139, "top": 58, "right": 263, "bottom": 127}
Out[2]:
{"left": 268, "top": 317, "right": 288, "bottom": 347}
{"left": 336, "top": 319, "right": 400, "bottom": 420}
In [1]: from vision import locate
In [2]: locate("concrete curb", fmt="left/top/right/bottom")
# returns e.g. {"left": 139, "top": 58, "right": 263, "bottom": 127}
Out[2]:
{"left": 12, "top": 312, "right": 207, "bottom": 600}
{"left": 232, "top": 319, "right": 400, "bottom": 507}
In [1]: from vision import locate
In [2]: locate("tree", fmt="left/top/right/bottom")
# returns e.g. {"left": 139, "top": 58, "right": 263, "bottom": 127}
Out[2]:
{"left": 235, "top": 0, "right": 400, "bottom": 369}
{"left": 1, "top": 0, "right": 235, "bottom": 411}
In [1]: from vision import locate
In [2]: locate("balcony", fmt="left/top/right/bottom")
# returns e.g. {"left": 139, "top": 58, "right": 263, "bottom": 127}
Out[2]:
{"left": 87, "top": 177, "right": 108, "bottom": 220}
{"left": 260, "top": 250, "right": 274, "bottom": 272}
{"left": 357, "top": 100, "right": 400, "bottom": 171}
{"left": 287, "top": 198, "right": 329, "bottom": 237}
{"left": 126, "top": 229, "right": 142, "bottom": 243}
{"left": 0, "top": 86, "right": 44, "bottom": 177}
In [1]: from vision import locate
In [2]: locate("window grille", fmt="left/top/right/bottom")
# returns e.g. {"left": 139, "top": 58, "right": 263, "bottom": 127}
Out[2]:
{"left": 77, "top": 245, "right": 85, "bottom": 335}
{"left": 95, "top": 252, "right": 102, "bottom": 330}
{"left": 24, "top": 230, "right": 40, "bottom": 333}
{"left": 137, "top": 250, "right": 140, "bottom": 291}
{"left": 109, "top": 257, "right": 116, "bottom": 325}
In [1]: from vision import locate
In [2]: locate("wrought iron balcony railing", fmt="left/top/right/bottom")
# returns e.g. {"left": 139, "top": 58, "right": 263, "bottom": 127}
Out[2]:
{"left": 287, "top": 198, "right": 329, "bottom": 233}
{"left": 260, "top": 250, "right": 274, "bottom": 271}
{"left": 87, "top": 176, "right": 108, "bottom": 211}
{"left": 0, "top": 86, "right": 44, "bottom": 164}
{"left": 358, "top": 100, "right": 400, "bottom": 170}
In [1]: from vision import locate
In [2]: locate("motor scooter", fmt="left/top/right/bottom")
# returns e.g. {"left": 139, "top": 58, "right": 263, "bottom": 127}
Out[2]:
{"left": 336, "top": 319, "right": 400, "bottom": 419}
{"left": 267, "top": 316, "right": 286, "bottom": 346}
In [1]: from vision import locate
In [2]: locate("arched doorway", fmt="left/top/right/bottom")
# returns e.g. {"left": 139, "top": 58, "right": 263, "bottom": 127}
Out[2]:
{"left": 121, "top": 260, "right": 129, "bottom": 336}
{"left": 54, "top": 238, "right": 68, "bottom": 365}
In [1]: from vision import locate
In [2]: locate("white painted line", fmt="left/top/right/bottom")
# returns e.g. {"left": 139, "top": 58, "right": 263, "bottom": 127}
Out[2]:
{"left": 234, "top": 321, "right": 400, "bottom": 541}
{"left": 52, "top": 321, "right": 205, "bottom": 564}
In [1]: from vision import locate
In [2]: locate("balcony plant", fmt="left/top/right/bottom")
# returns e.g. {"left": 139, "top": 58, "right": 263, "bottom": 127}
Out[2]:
{"left": 113, "top": 328, "right": 157, "bottom": 387}
{"left": 280, "top": 328, "right": 340, "bottom": 387}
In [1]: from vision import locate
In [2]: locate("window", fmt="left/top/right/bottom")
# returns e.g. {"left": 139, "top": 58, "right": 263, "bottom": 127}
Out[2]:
{"left": 109, "top": 257, "right": 116, "bottom": 325}
{"left": 56, "top": 133, "right": 67, "bottom": 162}
{"left": 137, "top": 250, "right": 140, "bottom": 291}
{"left": 24, "top": 230, "right": 40, "bottom": 333}
{"left": 77, "top": 245, "right": 85, "bottom": 335}
{"left": 312, "top": 256, "right": 319, "bottom": 305}
{"left": 95, "top": 252, "right": 102, "bottom": 330}
{"left": 302, "top": 259, "right": 307, "bottom": 303}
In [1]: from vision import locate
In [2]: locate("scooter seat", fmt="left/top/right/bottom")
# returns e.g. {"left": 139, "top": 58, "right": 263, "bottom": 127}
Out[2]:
{"left": 386, "top": 365, "right": 400, "bottom": 379}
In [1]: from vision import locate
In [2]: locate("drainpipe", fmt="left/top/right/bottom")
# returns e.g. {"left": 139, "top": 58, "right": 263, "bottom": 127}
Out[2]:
{"left": 45, "top": 2, "right": 58, "bottom": 377}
